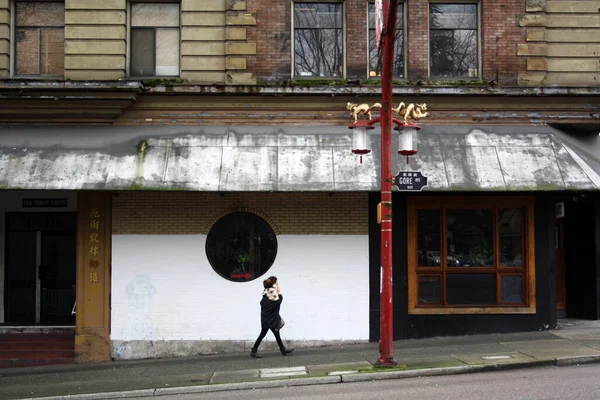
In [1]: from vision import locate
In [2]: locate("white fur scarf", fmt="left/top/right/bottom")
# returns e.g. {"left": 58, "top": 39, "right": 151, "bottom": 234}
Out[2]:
{"left": 263, "top": 287, "right": 279, "bottom": 301}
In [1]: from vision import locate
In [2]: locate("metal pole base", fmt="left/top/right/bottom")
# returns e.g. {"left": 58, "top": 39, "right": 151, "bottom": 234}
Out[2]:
{"left": 376, "top": 356, "right": 398, "bottom": 367}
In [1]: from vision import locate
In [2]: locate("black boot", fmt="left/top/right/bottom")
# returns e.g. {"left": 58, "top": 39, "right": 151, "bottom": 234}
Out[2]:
{"left": 280, "top": 347, "right": 294, "bottom": 356}
{"left": 250, "top": 348, "right": 262, "bottom": 358}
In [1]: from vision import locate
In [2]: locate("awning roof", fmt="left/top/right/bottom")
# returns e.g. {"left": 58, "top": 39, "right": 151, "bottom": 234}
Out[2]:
{"left": 0, "top": 124, "right": 598, "bottom": 191}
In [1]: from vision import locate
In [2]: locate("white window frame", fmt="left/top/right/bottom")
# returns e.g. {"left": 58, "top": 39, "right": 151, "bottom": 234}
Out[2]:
{"left": 291, "top": 0, "right": 346, "bottom": 80}
{"left": 427, "top": 0, "right": 481, "bottom": 80}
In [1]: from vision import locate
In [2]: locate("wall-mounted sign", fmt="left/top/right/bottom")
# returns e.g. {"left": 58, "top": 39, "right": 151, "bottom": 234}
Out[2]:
{"left": 22, "top": 198, "right": 68, "bottom": 208}
{"left": 395, "top": 171, "right": 428, "bottom": 191}
{"left": 555, "top": 201, "right": 565, "bottom": 219}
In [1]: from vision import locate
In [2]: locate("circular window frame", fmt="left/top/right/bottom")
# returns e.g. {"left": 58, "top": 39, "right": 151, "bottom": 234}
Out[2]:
{"left": 205, "top": 209, "right": 279, "bottom": 283}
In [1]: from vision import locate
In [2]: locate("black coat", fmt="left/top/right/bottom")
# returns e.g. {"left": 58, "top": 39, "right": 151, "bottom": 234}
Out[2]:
{"left": 260, "top": 293, "right": 283, "bottom": 329}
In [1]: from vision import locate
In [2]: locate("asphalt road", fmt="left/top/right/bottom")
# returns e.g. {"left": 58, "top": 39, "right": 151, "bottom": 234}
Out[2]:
{"left": 148, "top": 364, "right": 600, "bottom": 400}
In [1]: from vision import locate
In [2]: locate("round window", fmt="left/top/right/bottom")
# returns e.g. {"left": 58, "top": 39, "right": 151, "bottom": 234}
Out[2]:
{"left": 206, "top": 212, "right": 278, "bottom": 282}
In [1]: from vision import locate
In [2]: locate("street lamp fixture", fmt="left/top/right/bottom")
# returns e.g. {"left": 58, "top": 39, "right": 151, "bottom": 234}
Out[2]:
{"left": 347, "top": 101, "right": 429, "bottom": 367}
{"left": 348, "top": 104, "right": 428, "bottom": 165}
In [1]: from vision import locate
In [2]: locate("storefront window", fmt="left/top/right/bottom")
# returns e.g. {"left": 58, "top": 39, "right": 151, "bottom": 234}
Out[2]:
{"left": 409, "top": 197, "right": 535, "bottom": 314}
{"left": 206, "top": 212, "right": 278, "bottom": 282}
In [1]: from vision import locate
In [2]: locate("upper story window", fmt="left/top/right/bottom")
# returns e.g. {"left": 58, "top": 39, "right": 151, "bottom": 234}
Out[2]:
{"left": 429, "top": 3, "right": 478, "bottom": 78}
{"left": 15, "top": 1, "right": 64, "bottom": 77}
{"left": 368, "top": 2, "right": 403, "bottom": 78}
{"left": 293, "top": 3, "right": 343, "bottom": 78}
{"left": 130, "top": 3, "right": 180, "bottom": 77}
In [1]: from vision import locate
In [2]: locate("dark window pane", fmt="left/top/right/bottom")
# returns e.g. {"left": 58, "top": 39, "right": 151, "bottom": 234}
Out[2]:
{"left": 429, "top": 4, "right": 477, "bottom": 29}
{"left": 430, "top": 30, "right": 477, "bottom": 77}
{"left": 294, "top": 28, "right": 342, "bottom": 77}
{"left": 499, "top": 209, "right": 523, "bottom": 267}
{"left": 501, "top": 275, "right": 523, "bottom": 303}
{"left": 368, "top": 3, "right": 403, "bottom": 78}
{"left": 206, "top": 212, "right": 278, "bottom": 282}
{"left": 447, "top": 209, "right": 494, "bottom": 267}
{"left": 446, "top": 273, "right": 496, "bottom": 305}
{"left": 294, "top": 3, "right": 342, "bottom": 29}
{"left": 418, "top": 275, "right": 441, "bottom": 305}
{"left": 131, "top": 29, "right": 156, "bottom": 77}
{"left": 418, "top": 209, "right": 441, "bottom": 266}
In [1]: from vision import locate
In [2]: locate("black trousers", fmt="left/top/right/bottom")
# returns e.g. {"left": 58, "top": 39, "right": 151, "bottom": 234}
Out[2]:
{"left": 252, "top": 327, "right": 284, "bottom": 351}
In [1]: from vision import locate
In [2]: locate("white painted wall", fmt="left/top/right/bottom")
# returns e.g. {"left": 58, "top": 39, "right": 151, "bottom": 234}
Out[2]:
{"left": 0, "top": 191, "right": 78, "bottom": 323}
{"left": 111, "top": 235, "right": 369, "bottom": 342}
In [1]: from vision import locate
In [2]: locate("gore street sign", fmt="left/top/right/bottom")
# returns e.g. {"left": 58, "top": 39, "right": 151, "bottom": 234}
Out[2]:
{"left": 395, "top": 171, "right": 428, "bottom": 191}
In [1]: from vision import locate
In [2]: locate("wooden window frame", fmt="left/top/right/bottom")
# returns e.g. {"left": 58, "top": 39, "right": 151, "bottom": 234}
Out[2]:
{"left": 407, "top": 196, "right": 536, "bottom": 315}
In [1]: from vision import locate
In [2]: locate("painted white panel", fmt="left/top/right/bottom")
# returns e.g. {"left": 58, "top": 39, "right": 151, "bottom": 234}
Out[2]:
{"left": 111, "top": 235, "right": 369, "bottom": 342}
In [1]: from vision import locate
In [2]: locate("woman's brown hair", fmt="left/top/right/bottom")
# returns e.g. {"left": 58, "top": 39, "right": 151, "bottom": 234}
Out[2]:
{"left": 263, "top": 276, "right": 278, "bottom": 288}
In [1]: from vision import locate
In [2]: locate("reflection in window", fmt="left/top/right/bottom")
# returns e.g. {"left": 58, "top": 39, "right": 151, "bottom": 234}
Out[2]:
{"left": 294, "top": 3, "right": 343, "bottom": 78}
{"left": 368, "top": 3, "right": 403, "bottom": 78}
{"left": 131, "top": 3, "right": 180, "bottom": 77}
{"left": 447, "top": 209, "right": 493, "bottom": 267}
{"left": 15, "top": 2, "right": 65, "bottom": 76}
{"left": 418, "top": 275, "right": 441, "bottom": 305}
{"left": 501, "top": 275, "right": 523, "bottom": 303}
{"left": 499, "top": 209, "right": 523, "bottom": 267}
{"left": 205, "top": 212, "right": 278, "bottom": 282}
{"left": 429, "top": 4, "right": 478, "bottom": 78}
{"left": 418, "top": 209, "right": 441, "bottom": 266}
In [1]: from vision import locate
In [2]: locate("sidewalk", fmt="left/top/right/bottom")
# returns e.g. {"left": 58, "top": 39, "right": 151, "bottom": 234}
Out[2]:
{"left": 1, "top": 320, "right": 600, "bottom": 400}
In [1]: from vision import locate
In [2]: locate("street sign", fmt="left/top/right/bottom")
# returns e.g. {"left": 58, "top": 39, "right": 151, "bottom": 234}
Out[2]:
{"left": 395, "top": 171, "right": 428, "bottom": 191}
{"left": 375, "top": 0, "right": 383, "bottom": 50}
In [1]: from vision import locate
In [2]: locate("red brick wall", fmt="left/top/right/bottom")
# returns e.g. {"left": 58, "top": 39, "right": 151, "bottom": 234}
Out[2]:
{"left": 246, "top": 0, "right": 526, "bottom": 84}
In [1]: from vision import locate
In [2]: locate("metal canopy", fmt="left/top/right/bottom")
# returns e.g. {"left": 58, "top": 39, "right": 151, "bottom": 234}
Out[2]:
{"left": 0, "top": 124, "right": 598, "bottom": 191}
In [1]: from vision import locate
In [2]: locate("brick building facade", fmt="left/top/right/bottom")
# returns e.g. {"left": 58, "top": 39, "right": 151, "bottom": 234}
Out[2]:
{"left": 0, "top": 0, "right": 599, "bottom": 365}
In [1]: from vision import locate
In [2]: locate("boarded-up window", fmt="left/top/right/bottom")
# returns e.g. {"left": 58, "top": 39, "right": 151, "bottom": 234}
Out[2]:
{"left": 15, "top": 2, "right": 65, "bottom": 76}
{"left": 131, "top": 3, "right": 180, "bottom": 77}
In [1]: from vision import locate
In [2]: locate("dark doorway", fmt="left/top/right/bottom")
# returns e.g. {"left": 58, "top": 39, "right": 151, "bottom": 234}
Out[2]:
{"left": 564, "top": 201, "right": 598, "bottom": 320}
{"left": 5, "top": 213, "right": 76, "bottom": 325}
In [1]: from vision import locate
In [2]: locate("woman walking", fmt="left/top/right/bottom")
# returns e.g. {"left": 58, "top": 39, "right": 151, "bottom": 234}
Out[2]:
{"left": 250, "top": 276, "right": 293, "bottom": 358}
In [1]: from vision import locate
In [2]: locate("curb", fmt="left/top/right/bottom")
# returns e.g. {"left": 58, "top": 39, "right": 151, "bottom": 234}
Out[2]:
{"left": 28, "top": 355, "right": 600, "bottom": 400}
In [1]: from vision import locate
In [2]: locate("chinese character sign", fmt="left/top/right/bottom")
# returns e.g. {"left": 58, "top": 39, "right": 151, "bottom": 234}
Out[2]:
{"left": 87, "top": 207, "right": 102, "bottom": 283}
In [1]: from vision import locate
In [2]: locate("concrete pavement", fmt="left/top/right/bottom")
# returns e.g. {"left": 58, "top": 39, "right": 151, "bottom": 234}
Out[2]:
{"left": 1, "top": 319, "right": 599, "bottom": 400}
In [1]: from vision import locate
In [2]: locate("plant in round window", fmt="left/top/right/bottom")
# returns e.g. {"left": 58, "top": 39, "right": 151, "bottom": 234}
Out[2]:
{"left": 206, "top": 212, "right": 278, "bottom": 282}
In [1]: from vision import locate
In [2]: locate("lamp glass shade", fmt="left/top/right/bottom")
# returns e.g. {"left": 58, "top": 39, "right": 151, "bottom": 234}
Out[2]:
{"left": 352, "top": 125, "right": 371, "bottom": 154}
{"left": 398, "top": 126, "right": 418, "bottom": 155}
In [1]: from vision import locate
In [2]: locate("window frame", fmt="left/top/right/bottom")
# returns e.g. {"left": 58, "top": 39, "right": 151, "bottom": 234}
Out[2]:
{"left": 291, "top": 0, "right": 346, "bottom": 80}
{"left": 127, "top": 0, "right": 181, "bottom": 79}
{"left": 11, "top": 0, "right": 65, "bottom": 79}
{"left": 366, "top": 1, "right": 405, "bottom": 79}
{"left": 427, "top": 1, "right": 481, "bottom": 80}
{"left": 407, "top": 196, "right": 536, "bottom": 315}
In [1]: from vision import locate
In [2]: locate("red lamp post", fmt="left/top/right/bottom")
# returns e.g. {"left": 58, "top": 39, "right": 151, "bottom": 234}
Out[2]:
{"left": 377, "top": 0, "right": 400, "bottom": 367}
{"left": 349, "top": 1, "right": 427, "bottom": 367}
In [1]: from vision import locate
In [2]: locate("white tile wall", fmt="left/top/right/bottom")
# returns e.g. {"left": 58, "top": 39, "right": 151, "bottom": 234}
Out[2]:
{"left": 111, "top": 235, "right": 369, "bottom": 342}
